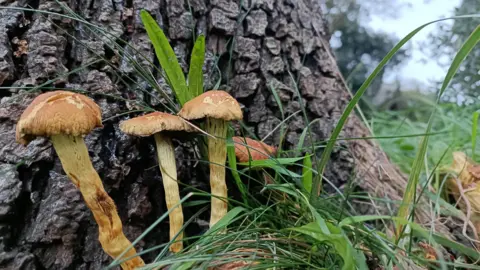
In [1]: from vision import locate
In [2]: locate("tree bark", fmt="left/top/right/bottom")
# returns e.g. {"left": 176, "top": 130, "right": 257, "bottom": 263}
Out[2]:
{"left": 0, "top": 0, "right": 454, "bottom": 269}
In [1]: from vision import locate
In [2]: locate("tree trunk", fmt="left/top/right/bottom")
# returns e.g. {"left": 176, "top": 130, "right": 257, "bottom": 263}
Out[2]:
{"left": 0, "top": 0, "right": 454, "bottom": 269}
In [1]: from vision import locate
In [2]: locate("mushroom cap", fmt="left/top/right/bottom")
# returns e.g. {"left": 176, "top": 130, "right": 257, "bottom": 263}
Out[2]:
{"left": 16, "top": 91, "right": 102, "bottom": 145}
{"left": 449, "top": 151, "right": 480, "bottom": 187}
{"left": 119, "top": 111, "right": 195, "bottom": 136}
{"left": 178, "top": 90, "right": 243, "bottom": 121}
{"left": 233, "top": 137, "right": 277, "bottom": 162}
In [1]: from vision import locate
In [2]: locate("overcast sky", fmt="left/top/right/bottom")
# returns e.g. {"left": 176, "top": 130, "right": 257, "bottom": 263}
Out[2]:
{"left": 368, "top": 0, "right": 461, "bottom": 89}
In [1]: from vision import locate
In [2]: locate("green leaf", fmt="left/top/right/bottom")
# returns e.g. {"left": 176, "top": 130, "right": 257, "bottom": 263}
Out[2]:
{"left": 302, "top": 153, "right": 313, "bottom": 194}
{"left": 237, "top": 157, "right": 307, "bottom": 167}
{"left": 264, "top": 183, "right": 300, "bottom": 197}
{"left": 188, "top": 35, "right": 205, "bottom": 98}
{"left": 289, "top": 222, "right": 361, "bottom": 270}
{"left": 339, "top": 215, "right": 394, "bottom": 228}
{"left": 238, "top": 157, "right": 309, "bottom": 178}
{"left": 140, "top": 10, "right": 189, "bottom": 105}
{"left": 206, "top": 207, "right": 246, "bottom": 234}
{"left": 241, "top": 165, "right": 302, "bottom": 178}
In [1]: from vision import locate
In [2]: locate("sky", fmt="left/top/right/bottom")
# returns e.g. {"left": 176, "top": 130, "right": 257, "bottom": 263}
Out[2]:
{"left": 367, "top": 0, "right": 461, "bottom": 89}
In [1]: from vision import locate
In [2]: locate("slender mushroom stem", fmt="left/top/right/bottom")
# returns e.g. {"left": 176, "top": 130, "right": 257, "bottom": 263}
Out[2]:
{"left": 51, "top": 134, "right": 144, "bottom": 270}
{"left": 206, "top": 117, "right": 229, "bottom": 227}
{"left": 153, "top": 133, "right": 184, "bottom": 252}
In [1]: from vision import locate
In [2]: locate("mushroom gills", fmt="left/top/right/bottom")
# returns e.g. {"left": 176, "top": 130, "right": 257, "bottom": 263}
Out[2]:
{"left": 206, "top": 117, "right": 229, "bottom": 227}
{"left": 154, "top": 133, "right": 184, "bottom": 252}
{"left": 50, "top": 134, "right": 144, "bottom": 269}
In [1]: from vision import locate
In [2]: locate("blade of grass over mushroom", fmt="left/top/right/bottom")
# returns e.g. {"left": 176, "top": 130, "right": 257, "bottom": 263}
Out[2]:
{"left": 472, "top": 111, "right": 479, "bottom": 160}
{"left": 227, "top": 133, "right": 249, "bottom": 206}
{"left": 395, "top": 24, "right": 480, "bottom": 240}
{"left": 140, "top": 10, "right": 189, "bottom": 106}
{"left": 188, "top": 35, "right": 205, "bottom": 98}
{"left": 311, "top": 15, "right": 480, "bottom": 201}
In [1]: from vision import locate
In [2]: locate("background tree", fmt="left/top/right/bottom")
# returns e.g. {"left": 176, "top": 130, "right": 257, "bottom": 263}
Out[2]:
{"left": 322, "top": 0, "right": 409, "bottom": 99}
{"left": 425, "top": 0, "right": 480, "bottom": 104}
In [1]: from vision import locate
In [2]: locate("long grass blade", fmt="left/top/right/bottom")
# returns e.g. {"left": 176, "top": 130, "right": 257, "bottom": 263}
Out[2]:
{"left": 311, "top": 15, "right": 480, "bottom": 201}
{"left": 188, "top": 35, "right": 205, "bottom": 98}
{"left": 396, "top": 24, "right": 480, "bottom": 240}
{"left": 140, "top": 10, "right": 189, "bottom": 106}
{"left": 472, "top": 111, "right": 479, "bottom": 160}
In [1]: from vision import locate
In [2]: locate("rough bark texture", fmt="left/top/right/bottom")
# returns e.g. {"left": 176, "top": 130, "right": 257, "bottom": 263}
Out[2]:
{"left": 0, "top": 0, "right": 455, "bottom": 269}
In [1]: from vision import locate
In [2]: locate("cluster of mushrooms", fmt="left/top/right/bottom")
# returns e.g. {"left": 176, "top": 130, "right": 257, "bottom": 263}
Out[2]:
{"left": 15, "top": 90, "right": 277, "bottom": 269}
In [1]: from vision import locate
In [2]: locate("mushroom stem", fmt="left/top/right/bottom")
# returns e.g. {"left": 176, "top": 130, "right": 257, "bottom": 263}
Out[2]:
{"left": 206, "top": 117, "right": 228, "bottom": 227}
{"left": 153, "top": 133, "right": 184, "bottom": 252}
{"left": 50, "top": 134, "right": 144, "bottom": 270}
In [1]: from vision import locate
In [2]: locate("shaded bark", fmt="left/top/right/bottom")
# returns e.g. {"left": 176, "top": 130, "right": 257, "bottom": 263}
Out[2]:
{"left": 0, "top": 0, "right": 455, "bottom": 269}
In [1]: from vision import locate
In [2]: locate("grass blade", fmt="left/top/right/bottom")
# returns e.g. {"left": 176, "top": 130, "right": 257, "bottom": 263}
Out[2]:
{"left": 302, "top": 153, "right": 313, "bottom": 194}
{"left": 396, "top": 24, "right": 480, "bottom": 240}
{"left": 188, "top": 35, "right": 205, "bottom": 98}
{"left": 140, "top": 10, "right": 189, "bottom": 106}
{"left": 227, "top": 136, "right": 248, "bottom": 206}
{"left": 289, "top": 222, "right": 360, "bottom": 270}
{"left": 472, "top": 111, "right": 479, "bottom": 160}
{"left": 311, "top": 16, "right": 480, "bottom": 200}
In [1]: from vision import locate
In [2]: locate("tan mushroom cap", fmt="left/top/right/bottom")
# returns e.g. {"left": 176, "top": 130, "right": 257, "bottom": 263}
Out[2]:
{"left": 119, "top": 111, "right": 195, "bottom": 137}
{"left": 16, "top": 91, "right": 102, "bottom": 145}
{"left": 178, "top": 90, "right": 243, "bottom": 121}
{"left": 233, "top": 137, "right": 277, "bottom": 162}
{"left": 449, "top": 151, "right": 480, "bottom": 186}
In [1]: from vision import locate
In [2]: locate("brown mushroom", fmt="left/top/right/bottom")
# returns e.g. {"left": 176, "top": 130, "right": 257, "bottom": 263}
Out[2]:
{"left": 232, "top": 137, "right": 277, "bottom": 163}
{"left": 233, "top": 137, "right": 277, "bottom": 185}
{"left": 16, "top": 91, "right": 144, "bottom": 270}
{"left": 120, "top": 111, "right": 195, "bottom": 252}
{"left": 178, "top": 90, "right": 243, "bottom": 227}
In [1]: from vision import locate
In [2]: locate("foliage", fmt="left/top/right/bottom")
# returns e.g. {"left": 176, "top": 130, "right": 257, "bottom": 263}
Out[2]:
{"left": 394, "top": 24, "right": 480, "bottom": 239}
{"left": 322, "top": 0, "right": 409, "bottom": 96}
{"left": 4, "top": 4, "right": 480, "bottom": 270}
{"left": 373, "top": 102, "right": 480, "bottom": 173}
{"left": 425, "top": 0, "right": 480, "bottom": 104}
{"left": 140, "top": 10, "right": 205, "bottom": 106}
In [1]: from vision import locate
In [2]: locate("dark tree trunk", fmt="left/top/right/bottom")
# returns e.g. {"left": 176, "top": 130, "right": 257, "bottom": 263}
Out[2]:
{"left": 0, "top": 0, "right": 454, "bottom": 269}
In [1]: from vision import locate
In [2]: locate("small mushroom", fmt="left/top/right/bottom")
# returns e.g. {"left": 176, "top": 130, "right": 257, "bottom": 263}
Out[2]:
{"left": 233, "top": 137, "right": 277, "bottom": 185}
{"left": 178, "top": 90, "right": 243, "bottom": 227}
{"left": 120, "top": 111, "right": 195, "bottom": 252}
{"left": 232, "top": 137, "right": 277, "bottom": 163}
{"left": 16, "top": 91, "right": 144, "bottom": 270}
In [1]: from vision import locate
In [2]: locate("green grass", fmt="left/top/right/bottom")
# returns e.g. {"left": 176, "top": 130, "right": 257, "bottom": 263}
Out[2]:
{"left": 3, "top": 4, "right": 480, "bottom": 269}
{"left": 372, "top": 102, "right": 480, "bottom": 174}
